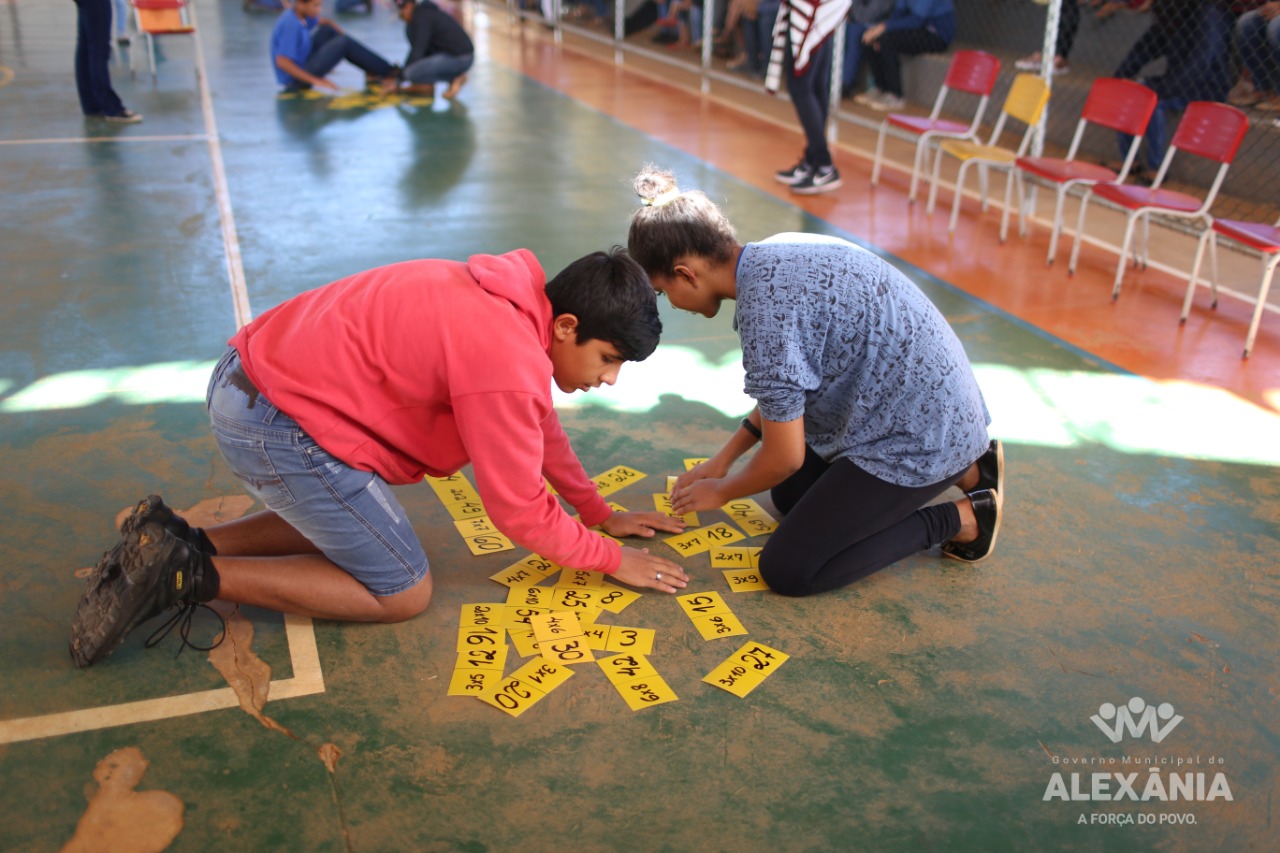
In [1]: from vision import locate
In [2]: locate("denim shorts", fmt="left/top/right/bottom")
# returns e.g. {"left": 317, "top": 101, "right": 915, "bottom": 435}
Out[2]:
{"left": 206, "top": 346, "right": 430, "bottom": 596}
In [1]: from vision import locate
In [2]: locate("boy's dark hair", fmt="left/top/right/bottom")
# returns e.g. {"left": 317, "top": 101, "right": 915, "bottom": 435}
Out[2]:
{"left": 545, "top": 247, "right": 662, "bottom": 361}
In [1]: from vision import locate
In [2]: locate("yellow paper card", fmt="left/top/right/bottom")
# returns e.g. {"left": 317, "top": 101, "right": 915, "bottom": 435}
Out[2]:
{"left": 550, "top": 586, "right": 601, "bottom": 616}
{"left": 478, "top": 677, "right": 545, "bottom": 717}
{"left": 459, "top": 602, "right": 503, "bottom": 627}
{"left": 583, "top": 624, "right": 610, "bottom": 650}
{"left": 508, "top": 628, "right": 540, "bottom": 658}
{"left": 456, "top": 624, "right": 504, "bottom": 654}
{"left": 510, "top": 659, "right": 574, "bottom": 695}
{"left": 722, "top": 568, "right": 770, "bottom": 592}
{"left": 555, "top": 569, "right": 604, "bottom": 589}
{"left": 425, "top": 474, "right": 486, "bottom": 521}
{"left": 676, "top": 591, "right": 733, "bottom": 620}
{"left": 721, "top": 498, "right": 779, "bottom": 537}
{"left": 664, "top": 523, "right": 745, "bottom": 557}
{"left": 448, "top": 667, "right": 500, "bottom": 697}
{"left": 506, "top": 584, "right": 555, "bottom": 608}
{"left": 490, "top": 554, "right": 560, "bottom": 587}
{"left": 683, "top": 458, "right": 708, "bottom": 470}
{"left": 454, "top": 645, "right": 508, "bottom": 672}
{"left": 597, "top": 652, "right": 661, "bottom": 685}
{"left": 591, "top": 465, "right": 646, "bottom": 497}
{"left": 603, "top": 626, "right": 655, "bottom": 656}
{"left": 501, "top": 605, "right": 551, "bottom": 630}
{"left": 454, "top": 516, "right": 499, "bottom": 538}
{"left": 652, "top": 493, "right": 698, "bottom": 527}
{"left": 710, "top": 547, "right": 761, "bottom": 569}
{"left": 596, "top": 582, "right": 640, "bottom": 614}
{"left": 666, "top": 475, "right": 679, "bottom": 492}
{"left": 615, "top": 674, "right": 678, "bottom": 711}
{"left": 702, "top": 642, "right": 790, "bottom": 698}
{"left": 529, "top": 611, "right": 585, "bottom": 645}
{"left": 463, "top": 530, "right": 515, "bottom": 556}
{"left": 539, "top": 634, "right": 595, "bottom": 666}
{"left": 691, "top": 611, "right": 748, "bottom": 641}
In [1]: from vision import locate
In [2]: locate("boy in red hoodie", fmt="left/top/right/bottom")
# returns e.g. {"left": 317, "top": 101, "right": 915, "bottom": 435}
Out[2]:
{"left": 70, "top": 248, "right": 688, "bottom": 667}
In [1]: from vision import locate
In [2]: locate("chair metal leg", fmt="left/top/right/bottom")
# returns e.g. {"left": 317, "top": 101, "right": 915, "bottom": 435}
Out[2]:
{"left": 909, "top": 141, "right": 926, "bottom": 203}
{"left": 871, "top": 124, "right": 887, "bottom": 187}
{"left": 1208, "top": 231, "right": 1220, "bottom": 308}
{"left": 999, "top": 169, "right": 1017, "bottom": 244}
{"left": 1244, "top": 254, "right": 1280, "bottom": 358}
{"left": 977, "top": 164, "right": 989, "bottom": 213}
{"left": 949, "top": 160, "right": 973, "bottom": 233}
{"left": 1112, "top": 213, "right": 1138, "bottom": 300}
{"left": 1068, "top": 190, "right": 1093, "bottom": 275}
{"left": 926, "top": 149, "right": 945, "bottom": 215}
{"left": 1139, "top": 213, "right": 1150, "bottom": 269}
{"left": 1047, "top": 186, "right": 1068, "bottom": 267}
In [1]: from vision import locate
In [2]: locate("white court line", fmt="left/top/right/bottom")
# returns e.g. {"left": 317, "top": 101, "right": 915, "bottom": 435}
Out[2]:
{"left": 0, "top": 135, "right": 209, "bottom": 145}
{"left": 0, "top": 616, "right": 324, "bottom": 745}
{"left": 0, "top": 1, "right": 324, "bottom": 745}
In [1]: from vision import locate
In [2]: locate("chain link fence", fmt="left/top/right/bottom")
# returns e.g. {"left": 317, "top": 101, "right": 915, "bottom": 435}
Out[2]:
{"left": 490, "top": 0, "right": 1278, "bottom": 227}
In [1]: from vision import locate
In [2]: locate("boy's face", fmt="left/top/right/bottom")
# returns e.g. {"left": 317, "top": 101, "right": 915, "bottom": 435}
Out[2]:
{"left": 399, "top": 2, "right": 415, "bottom": 21}
{"left": 548, "top": 315, "right": 625, "bottom": 394}
{"left": 295, "top": 0, "right": 323, "bottom": 16}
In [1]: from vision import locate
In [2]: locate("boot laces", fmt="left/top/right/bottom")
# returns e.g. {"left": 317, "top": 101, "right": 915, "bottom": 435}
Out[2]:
{"left": 144, "top": 601, "right": 227, "bottom": 656}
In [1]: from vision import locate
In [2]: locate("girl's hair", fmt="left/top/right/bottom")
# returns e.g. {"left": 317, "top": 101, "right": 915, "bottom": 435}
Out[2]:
{"left": 627, "top": 165, "right": 739, "bottom": 278}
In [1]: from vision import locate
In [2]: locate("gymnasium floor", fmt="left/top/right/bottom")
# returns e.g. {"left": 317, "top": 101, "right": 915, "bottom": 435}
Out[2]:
{"left": 1, "top": 2, "right": 1277, "bottom": 851}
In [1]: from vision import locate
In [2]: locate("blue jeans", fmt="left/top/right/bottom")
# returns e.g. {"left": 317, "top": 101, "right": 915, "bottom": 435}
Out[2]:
{"left": 111, "top": 0, "right": 128, "bottom": 36}
{"left": 784, "top": 36, "right": 833, "bottom": 169}
{"left": 841, "top": 20, "right": 871, "bottom": 90}
{"left": 404, "top": 52, "right": 474, "bottom": 85}
{"left": 1237, "top": 10, "right": 1280, "bottom": 94}
{"left": 285, "top": 24, "right": 394, "bottom": 89}
{"left": 74, "top": 0, "right": 125, "bottom": 116}
{"left": 1116, "top": 96, "right": 1185, "bottom": 173}
{"left": 207, "top": 347, "right": 430, "bottom": 596}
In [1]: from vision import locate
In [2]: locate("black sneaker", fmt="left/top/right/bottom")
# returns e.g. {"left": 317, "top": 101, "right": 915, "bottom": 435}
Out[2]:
{"left": 791, "top": 165, "right": 842, "bottom": 195}
{"left": 941, "top": 489, "right": 1002, "bottom": 563}
{"left": 69, "top": 523, "right": 218, "bottom": 667}
{"left": 974, "top": 439, "right": 1004, "bottom": 496}
{"left": 774, "top": 160, "right": 813, "bottom": 186}
{"left": 121, "top": 494, "right": 216, "bottom": 555}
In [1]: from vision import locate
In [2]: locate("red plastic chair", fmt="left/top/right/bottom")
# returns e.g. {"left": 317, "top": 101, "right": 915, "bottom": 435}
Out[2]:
{"left": 1181, "top": 216, "right": 1280, "bottom": 358}
{"left": 1002, "top": 78, "right": 1157, "bottom": 266}
{"left": 1068, "top": 101, "right": 1249, "bottom": 301}
{"left": 870, "top": 50, "right": 1002, "bottom": 204}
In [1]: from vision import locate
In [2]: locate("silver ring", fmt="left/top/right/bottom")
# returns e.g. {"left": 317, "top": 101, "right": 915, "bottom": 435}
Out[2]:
{"left": 656, "top": 571, "right": 663, "bottom": 581}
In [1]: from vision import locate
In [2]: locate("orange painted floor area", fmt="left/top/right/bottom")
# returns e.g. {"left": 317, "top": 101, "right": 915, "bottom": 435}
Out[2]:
{"left": 482, "top": 15, "right": 1280, "bottom": 414}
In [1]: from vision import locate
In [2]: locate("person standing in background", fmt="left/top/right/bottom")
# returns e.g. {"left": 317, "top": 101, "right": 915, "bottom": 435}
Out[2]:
{"left": 766, "top": 0, "right": 852, "bottom": 194}
{"left": 74, "top": 0, "right": 142, "bottom": 122}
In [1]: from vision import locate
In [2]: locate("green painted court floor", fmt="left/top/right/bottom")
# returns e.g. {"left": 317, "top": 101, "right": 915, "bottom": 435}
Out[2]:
{"left": 0, "top": 2, "right": 1277, "bottom": 851}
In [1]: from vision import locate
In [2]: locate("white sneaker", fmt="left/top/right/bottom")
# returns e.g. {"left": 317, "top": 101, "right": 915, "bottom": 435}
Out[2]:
{"left": 1014, "top": 52, "right": 1042, "bottom": 72}
{"left": 853, "top": 87, "right": 882, "bottom": 106}
{"left": 870, "top": 92, "right": 905, "bottom": 112}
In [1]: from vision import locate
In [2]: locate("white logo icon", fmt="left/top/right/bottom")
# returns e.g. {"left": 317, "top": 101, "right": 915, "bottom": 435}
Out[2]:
{"left": 1091, "top": 697, "right": 1183, "bottom": 744}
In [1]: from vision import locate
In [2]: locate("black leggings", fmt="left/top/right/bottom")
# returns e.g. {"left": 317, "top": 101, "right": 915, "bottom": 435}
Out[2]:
{"left": 759, "top": 447, "right": 967, "bottom": 597}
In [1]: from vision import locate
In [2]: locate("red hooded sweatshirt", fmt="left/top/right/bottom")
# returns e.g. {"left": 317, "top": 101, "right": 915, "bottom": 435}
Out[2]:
{"left": 228, "top": 250, "right": 620, "bottom": 573}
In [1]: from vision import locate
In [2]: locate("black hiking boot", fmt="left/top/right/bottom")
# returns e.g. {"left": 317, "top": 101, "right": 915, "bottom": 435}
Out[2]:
{"left": 69, "top": 522, "right": 220, "bottom": 668}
